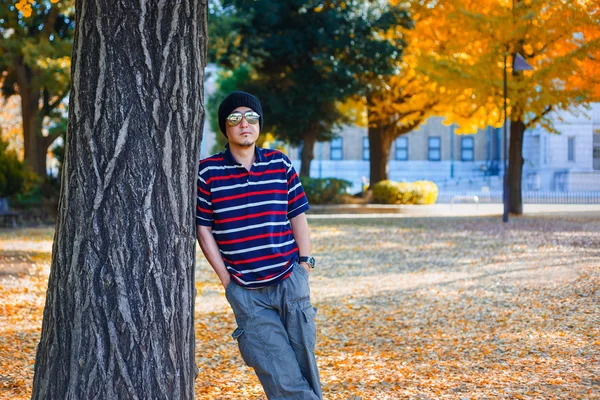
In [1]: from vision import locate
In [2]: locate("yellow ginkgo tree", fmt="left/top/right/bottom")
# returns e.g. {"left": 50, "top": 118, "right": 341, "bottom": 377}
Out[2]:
{"left": 365, "top": 40, "right": 451, "bottom": 185}
{"left": 347, "top": 0, "right": 459, "bottom": 186}
{"left": 418, "top": 0, "right": 600, "bottom": 214}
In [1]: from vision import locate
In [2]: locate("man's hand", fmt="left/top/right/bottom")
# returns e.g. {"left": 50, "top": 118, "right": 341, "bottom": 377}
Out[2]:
{"left": 299, "top": 262, "right": 311, "bottom": 274}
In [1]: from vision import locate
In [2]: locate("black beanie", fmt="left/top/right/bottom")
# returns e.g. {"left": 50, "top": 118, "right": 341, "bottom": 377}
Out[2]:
{"left": 218, "top": 91, "right": 263, "bottom": 137}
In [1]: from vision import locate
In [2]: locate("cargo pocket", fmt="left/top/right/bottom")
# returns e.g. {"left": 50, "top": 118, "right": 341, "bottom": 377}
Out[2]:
{"left": 301, "top": 304, "right": 318, "bottom": 350}
{"left": 232, "top": 326, "right": 254, "bottom": 367}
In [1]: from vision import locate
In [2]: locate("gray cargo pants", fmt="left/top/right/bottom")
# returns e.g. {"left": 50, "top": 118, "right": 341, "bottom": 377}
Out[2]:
{"left": 225, "top": 262, "right": 322, "bottom": 400}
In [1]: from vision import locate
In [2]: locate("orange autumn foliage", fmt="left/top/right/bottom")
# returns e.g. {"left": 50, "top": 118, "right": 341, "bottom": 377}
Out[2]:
{"left": 353, "top": 1, "right": 456, "bottom": 134}
{"left": 14, "top": 0, "right": 62, "bottom": 18}
{"left": 415, "top": 0, "right": 600, "bottom": 133}
{"left": 0, "top": 96, "right": 23, "bottom": 158}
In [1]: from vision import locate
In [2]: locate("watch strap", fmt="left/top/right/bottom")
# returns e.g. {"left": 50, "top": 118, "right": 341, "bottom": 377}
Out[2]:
{"left": 298, "top": 256, "right": 315, "bottom": 268}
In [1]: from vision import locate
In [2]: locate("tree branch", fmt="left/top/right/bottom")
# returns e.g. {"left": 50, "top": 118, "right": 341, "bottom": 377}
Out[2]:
{"left": 12, "top": 56, "right": 27, "bottom": 89}
{"left": 42, "top": 88, "right": 50, "bottom": 114}
{"left": 527, "top": 105, "right": 553, "bottom": 128}
{"left": 41, "top": 4, "right": 60, "bottom": 39}
{"left": 396, "top": 116, "right": 425, "bottom": 136}
{"left": 47, "top": 86, "right": 70, "bottom": 114}
{"left": 43, "top": 129, "right": 62, "bottom": 146}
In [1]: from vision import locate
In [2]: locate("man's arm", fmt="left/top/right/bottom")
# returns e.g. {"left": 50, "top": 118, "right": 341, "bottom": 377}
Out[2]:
{"left": 290, "top": 213, "right": 311, "bottom": 273}
{"left": 197, "top": 225, "right": 231, "bottom": 288}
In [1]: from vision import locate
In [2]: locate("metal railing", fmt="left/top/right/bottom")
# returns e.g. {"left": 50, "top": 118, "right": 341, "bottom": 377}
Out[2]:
{"left": 437, "top": 191, "right": 600, "bottom": 204}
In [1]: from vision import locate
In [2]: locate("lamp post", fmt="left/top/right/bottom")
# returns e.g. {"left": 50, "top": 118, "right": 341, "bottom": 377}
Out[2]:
{"left": 503, "top": 52, "right": 533, "bottom": 223}
{"left": 450, "top": 123, "right": 455, "bottom": 179}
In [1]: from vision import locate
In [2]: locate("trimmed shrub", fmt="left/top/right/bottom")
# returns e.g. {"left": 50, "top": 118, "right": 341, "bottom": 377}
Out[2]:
{"left": 0, "top": 139, "right": 26, "bottom": 198}
{"left": 300, "top": 177, "right": 352, "bottom": 204}
{"left": 371, "top": 180, "right": 438, "bottom": 205}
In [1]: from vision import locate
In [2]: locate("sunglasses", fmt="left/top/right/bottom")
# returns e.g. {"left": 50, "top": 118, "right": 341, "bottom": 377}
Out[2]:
{"left": 227, "top": 111, "right": 260, "bottom": 126}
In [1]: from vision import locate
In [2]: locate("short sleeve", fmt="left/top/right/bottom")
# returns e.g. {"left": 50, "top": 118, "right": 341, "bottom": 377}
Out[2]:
{"left": 196, "top": 164, "right": 214, "bottom": 227}
{"left": 285, "top": 156, "right": 310, "bottom": 219}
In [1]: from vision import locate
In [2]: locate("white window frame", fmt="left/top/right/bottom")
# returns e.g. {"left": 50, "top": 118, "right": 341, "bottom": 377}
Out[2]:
{"left": 428, "top": 136, "right": 441, "bottom": 161}
{"left": 362, "top": 137, "right": 369, "bottom": 161}
{"left": 330, "top": 137, "right": 343, "bottom": 160}
{"left": 461, "top": 137, "right": 474, "bottom": 161}
{"left": 395, "top": 137, "right": 408, "bottom": 161}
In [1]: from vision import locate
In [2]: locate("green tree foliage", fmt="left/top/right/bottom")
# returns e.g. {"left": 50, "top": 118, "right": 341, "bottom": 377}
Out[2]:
{"left": 0, "top": 0, "right": 74, "bottom": 177}
{"left": 207, "top": 0, "right": 238, "bottom": 64}
{"left": 213, "top": 0, "right": 411, "bottom": 176}
{"left": 0, "top": 134, "right": 25, "bottom": 197}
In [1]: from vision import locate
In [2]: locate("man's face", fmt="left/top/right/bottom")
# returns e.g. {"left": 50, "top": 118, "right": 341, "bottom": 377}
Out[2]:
{"left": 225, "top": 106, "right": 260, "bottom": 148}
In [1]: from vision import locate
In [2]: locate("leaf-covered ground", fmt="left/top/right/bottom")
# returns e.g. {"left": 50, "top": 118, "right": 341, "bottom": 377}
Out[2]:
{"left": 1, "top": 216, "right": 599, "bottom": 399}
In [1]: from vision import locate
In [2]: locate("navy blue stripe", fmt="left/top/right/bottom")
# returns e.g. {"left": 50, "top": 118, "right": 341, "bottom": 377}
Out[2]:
{"left": 197, "top": 146, "right": 309, "bottom": 288}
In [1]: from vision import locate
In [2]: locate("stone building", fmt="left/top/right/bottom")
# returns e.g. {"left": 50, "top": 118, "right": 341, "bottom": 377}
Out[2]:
{"left": 202, "top": 65, "right": 600, "bottom": 194}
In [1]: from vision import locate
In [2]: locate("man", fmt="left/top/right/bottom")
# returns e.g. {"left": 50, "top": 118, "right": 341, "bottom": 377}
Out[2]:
{"left": 196, "top": 91, "right": 322, "bottom": 400}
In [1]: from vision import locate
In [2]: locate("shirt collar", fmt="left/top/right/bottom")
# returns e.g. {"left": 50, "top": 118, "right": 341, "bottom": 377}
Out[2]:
{"left": 223, "top": 144, "right": 266, "bottom": 166}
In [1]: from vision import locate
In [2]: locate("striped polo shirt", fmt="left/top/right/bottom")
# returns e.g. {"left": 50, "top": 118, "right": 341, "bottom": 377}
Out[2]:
{"left": 196, "top": 145, "right": 310, "bottom": 289}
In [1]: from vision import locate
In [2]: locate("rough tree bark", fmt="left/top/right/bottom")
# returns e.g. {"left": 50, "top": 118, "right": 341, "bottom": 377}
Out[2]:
{"left": 32, "top": 0, "right": 207, "bottom": 399}
{"left": 508, "top": 118, "right": 527, "bottom": 215}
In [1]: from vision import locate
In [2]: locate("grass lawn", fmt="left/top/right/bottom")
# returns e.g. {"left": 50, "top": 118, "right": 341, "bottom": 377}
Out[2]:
{"left": 1, "top": 216, "right": 599, "bottom": 399}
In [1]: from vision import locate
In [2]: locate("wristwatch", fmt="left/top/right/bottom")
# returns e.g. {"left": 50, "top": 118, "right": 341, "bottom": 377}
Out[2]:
{"left": 298, "top": 256, "right": 316, "bottom": 269}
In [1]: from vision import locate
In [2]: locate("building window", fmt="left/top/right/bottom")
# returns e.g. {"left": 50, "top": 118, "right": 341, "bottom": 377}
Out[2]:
{"left": 527, "top": 173, "right": 540, "bottom": 191}
{"left": 330, "top": 137, "right": 343, "bottom": 160}
{"left": 568, "top": 137, "right": 575, "bottom": 162}
{"left": 362, "top": 137, "right": 369, "bottom": 160}
{"left": 395, "top": 137, "right": 408, "bottom": 161}
{"left": 428, "top": 136, "right": 441, "bottom": 161}
{"left": 461, "top": 137, "right": 474, "bottom": 161}
{"left": 554, "top": 171, "right": 568, "bottom": 191}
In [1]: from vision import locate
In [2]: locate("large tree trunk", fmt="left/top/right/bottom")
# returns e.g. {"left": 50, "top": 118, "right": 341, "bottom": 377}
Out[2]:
{"left": 17, "top": 63, "right": 59, "bottom": 177}
{"left": 299, "top": 125, "right": 317, "bottom": 177}
{"left": 19, "top": 80, "right": 48, "bottom": 177}
{"left": 508, "top": 119, "right": 526, "bottom": 215}
{"left": 32, "top": 1, "right": 207, "bottom": 399}
{"left": 22, "top": 92, "right": 65, "bottom": 177}
{"left": 368, "top": 125, "right": 394, "bottom": 186}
